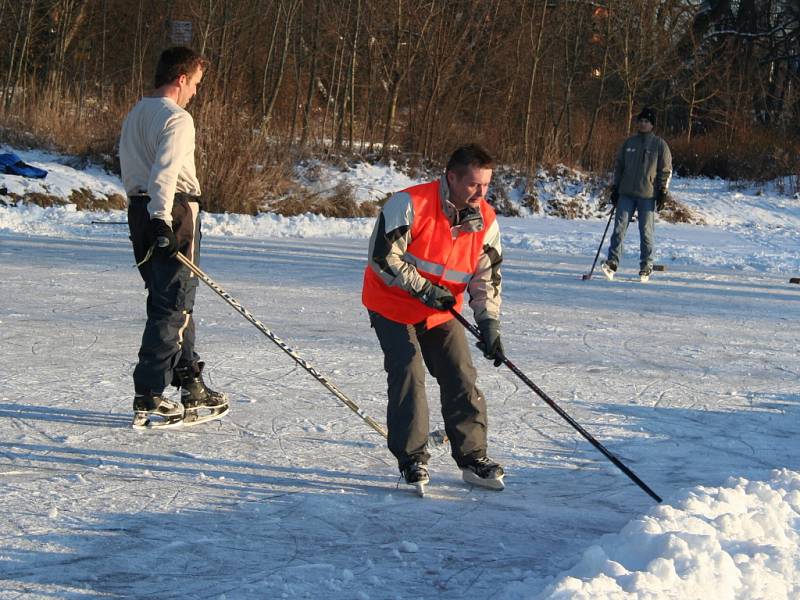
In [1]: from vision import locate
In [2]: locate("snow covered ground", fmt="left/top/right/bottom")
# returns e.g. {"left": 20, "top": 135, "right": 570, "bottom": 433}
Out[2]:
{"left": 2, "top": 150, "right": 800, "bottom": 599}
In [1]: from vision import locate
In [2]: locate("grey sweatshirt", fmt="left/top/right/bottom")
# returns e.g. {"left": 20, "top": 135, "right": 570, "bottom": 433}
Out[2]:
{"left": 119, "top": 97, "right": 201, "bottom": 225}
{"left": 614, "top": 132, "right": 672, "bottom": 199}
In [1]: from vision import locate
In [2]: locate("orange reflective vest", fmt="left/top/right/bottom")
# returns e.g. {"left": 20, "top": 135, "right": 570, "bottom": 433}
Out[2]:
{"left": 362, "top": 180, "right": 497, "bottom": 329}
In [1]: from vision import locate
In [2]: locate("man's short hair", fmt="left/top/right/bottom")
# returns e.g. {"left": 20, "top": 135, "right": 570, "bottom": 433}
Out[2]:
{"left": 446, "top": 144, "right": 494, "bottom": 176}
{"left": 154, "top": 47, "right": 209, "bottom": 88}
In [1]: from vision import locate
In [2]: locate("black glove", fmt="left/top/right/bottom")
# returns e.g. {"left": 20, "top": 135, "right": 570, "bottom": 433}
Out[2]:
{"left": 656, "top": 189, "right": 669, "bottom": 212}
{"left": 477, "top": 319, "right": 504, "bottom": 367}
{"left": 150, "top": 218, "right": 178, "bottom": 259}
{"left": 609, "top": 186, "right": 619, "bottom": 207}
{"left": 416, "top": 281, "right": 456, "bottom": 311}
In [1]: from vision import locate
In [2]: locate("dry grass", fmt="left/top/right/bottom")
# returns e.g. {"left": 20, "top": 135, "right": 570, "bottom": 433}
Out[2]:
{"left": 193, "top": 99, "right": 293, "bottom": 215}
{"left": 546, "top": 196, "right": 593, "bottom": 219}
{"left": 670, "top": 126, "right": 800, "bottom": 182}
{"left": 2, "top": 188, "right": 126, "bottom": 210}
{"left": 659, "top": 193, "right": 705, "bottom": 225}
{"left": 69, "top": 188, "right": 127, "bottom": 210}
{"left": 267, "top": 182, "right": 379, "bottom": 218}
{"left": 0, "top": 82, "right": 124, "bottom": 170}
{"left": 487, "top": 179, "right": 523, "bottom": 217}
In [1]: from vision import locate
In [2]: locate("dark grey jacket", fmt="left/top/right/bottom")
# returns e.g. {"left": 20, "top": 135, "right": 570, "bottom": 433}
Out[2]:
{"left": 614, "top": 132, "right": 672, "bottom": 199}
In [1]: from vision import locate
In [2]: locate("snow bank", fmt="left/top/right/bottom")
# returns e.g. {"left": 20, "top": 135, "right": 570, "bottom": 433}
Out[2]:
{"left": 0, "top": 204, "right": 374, "bottom": 240}
{"left": 4, "top": 144, "right": 800, "bottom": 275}
{"left": 502, "top": 470, "right": 800, "bottom": 599}
{"left": 0, "top": 145, "right": 123, "bottom": 200}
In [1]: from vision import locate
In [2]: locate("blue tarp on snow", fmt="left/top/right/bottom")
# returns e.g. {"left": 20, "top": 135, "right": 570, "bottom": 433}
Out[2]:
{"left": 0, "top": 152, "right": 48, "bottom": 179}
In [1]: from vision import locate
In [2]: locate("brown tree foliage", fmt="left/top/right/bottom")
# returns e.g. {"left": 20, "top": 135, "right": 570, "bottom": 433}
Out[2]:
{"left": 0, "top": 0, "right": 798, "bottom": 211}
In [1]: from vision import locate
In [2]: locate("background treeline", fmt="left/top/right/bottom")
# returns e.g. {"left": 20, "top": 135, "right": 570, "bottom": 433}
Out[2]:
{"left": 1, "top": 0, "right": 798, "bottom": 213}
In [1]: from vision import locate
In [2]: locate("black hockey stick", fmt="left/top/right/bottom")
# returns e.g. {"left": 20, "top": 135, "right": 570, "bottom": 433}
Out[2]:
{"left": 450, "top": 308, "right": 662, "bottom": 503}
{"left": 174, "top": 253, "right": 446, "bottom": 446}
{"left": 581, "top": 207, "right": 615, "bottom": 280}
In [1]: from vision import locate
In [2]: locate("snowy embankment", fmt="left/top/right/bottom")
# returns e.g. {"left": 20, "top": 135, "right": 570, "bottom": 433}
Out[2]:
{"left": 519, "top": 470, "right": 800, "bottom": 599}
{"left": 4, "top": 145, "right": 800, "bottom": 274}
{"left": 2, "top": 146, "right": 800, "bottom": 598}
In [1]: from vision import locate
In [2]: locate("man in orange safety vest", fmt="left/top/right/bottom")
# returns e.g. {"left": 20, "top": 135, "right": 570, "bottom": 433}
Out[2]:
{"left": 363, "top": 144, "right": 505, "bottom": 493}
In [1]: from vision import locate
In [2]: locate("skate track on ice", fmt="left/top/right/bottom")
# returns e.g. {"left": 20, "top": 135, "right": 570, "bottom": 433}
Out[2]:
{"left": 2, "top": 230, "right": 800, "bottom": 598}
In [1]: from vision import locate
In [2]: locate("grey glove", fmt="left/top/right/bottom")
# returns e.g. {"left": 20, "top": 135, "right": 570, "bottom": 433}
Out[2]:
{"left": 477, "top": 319, "right": 504, "bottom": 367}
{"left": 416, "top": 281, "right": 456, "bottom": 311}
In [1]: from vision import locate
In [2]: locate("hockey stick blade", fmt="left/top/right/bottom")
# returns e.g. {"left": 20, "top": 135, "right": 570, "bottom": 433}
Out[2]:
{"left": 428, "top": 428, "right": 448, "bottom": 447}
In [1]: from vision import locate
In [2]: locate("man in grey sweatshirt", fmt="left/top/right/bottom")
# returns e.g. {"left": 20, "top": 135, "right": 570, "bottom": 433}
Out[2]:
{"left": 120, "top": 47, "right": 229, "bottom": 429}
{"left": 601, "top": 107, "right": 672, "bottom": 282}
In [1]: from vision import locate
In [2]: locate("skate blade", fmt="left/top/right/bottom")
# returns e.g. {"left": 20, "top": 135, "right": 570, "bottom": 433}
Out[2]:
{"left": 404, "top": 479, "right": 428, "bottom": 497}
{"left": 182, "top": 404, "right": 230, "bottom": 427}
{"left": 639, "top": 275, "right": 650, "bottom": 283}
{"left": 461, "top": 469, "right": 505, "bottom": 491}
{"left": 132, "top": 413, "right": 184, "bottom": 430}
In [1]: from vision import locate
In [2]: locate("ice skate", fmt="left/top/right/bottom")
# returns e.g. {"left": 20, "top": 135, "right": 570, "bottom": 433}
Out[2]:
{"left": 460, "top": 456, "right": 505, "bottom": 490}
{"left": 132, "top": 392, "right": 184, "bottom": 430}
{"left": 639, "top": 266, "right": 653, "bottom": 283}
{"left": 401, "top": 461, "right": 430, "bottom": 497}
{"left": 175, "top": 362, "right": 229, "bottom": 426}
{"left": 600, "top": 261, "right": 617, "bottom": 281}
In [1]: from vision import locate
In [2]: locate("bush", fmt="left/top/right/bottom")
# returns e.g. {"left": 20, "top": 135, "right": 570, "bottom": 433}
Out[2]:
{"left": 670, "top": 127, "right": 800, "bottom": 182}
{"left": 267, "top": 182, "right": 379, "bottom": 218}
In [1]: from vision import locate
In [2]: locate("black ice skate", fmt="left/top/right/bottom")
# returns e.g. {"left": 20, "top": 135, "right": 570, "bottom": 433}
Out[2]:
{"left": 400, "top": 461, "right": 430, "bottom": 497}
{"left": 639, "top": 266, "right": 653, "bottom": 283}
{"left": 460, "top": 455, "right": 505, "bottom": 490}
{"left": 132, "top": 391, "right": 184, "bottom": 430}
{"left": 175, "top": 362, "right": 230, "bottom": 426}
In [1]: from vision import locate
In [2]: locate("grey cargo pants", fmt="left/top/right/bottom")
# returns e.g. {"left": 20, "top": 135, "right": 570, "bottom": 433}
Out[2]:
{"left": 369, "top": 311, "right": 488, "bottom": 470}
{"left": 128, "top": 196, "right": 202, "bottom": 394}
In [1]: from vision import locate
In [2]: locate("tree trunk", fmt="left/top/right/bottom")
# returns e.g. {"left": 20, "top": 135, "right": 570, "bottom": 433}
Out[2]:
{"left": 523, "top": 0, "right": 547, "bottom": 171}
{"left": 300, "top": 0, "right": 321, "bottom": 149}
{"left": 263, "top": 0, "right": 301, "bottom": 130}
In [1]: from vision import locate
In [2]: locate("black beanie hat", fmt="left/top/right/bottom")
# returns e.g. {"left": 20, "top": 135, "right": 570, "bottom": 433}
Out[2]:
{"left": 637, "top": 107, "right": 656, "bottom": 124}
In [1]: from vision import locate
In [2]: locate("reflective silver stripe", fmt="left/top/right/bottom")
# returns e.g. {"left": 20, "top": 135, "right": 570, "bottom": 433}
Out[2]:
{"left": 442, "top": 268, "right": 472, "bottom": 284}
{"left": 405, "top": 251, "right": 472, "bottom": 283}
{"left": 187, "top": 201, "right": 200, "bottom": 277}
{"left": 403, "top": 252, "right": 444, "bottom": 276}
{"left": 176, "top": 310, "right": 190, "bottom": 348}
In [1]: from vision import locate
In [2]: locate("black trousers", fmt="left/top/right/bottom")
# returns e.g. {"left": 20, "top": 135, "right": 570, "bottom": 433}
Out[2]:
{"left": 128, "top": 196, "right": 201, "bottom": 394}
{"left": 369, "top": 311, "right": 488, "bottom": 470}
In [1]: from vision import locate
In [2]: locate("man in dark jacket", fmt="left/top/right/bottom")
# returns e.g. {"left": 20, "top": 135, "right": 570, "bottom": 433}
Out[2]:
{"left": 602, "top": 107, "right": 672, "bottom": 282}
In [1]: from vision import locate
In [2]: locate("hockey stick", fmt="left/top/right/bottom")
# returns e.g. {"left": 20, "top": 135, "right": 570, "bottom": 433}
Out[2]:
{"left": 449, "top": 308, "right": 662, "bottom": 503}
{"left": 174, "top": 253, "right": 446, "bottom": 446}
{"left": 581, "top": 207, "right": 615, "bottom": 280}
